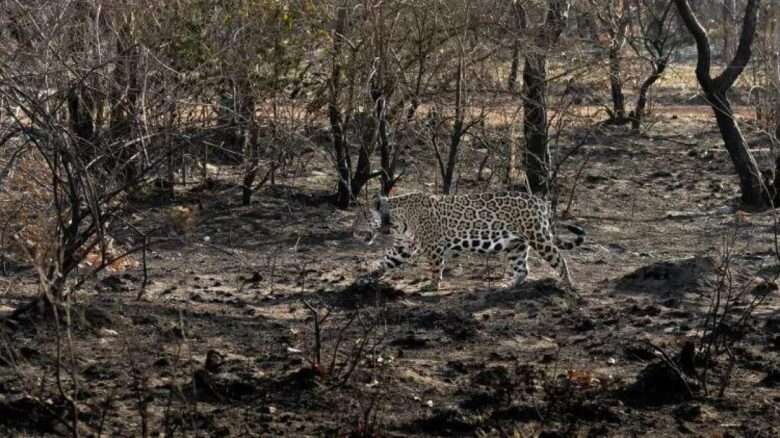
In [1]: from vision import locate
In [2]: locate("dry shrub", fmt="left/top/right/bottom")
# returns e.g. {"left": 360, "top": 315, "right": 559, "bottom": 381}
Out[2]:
{"left": 166, "top": 205, "right": 199, "bottom": 235}
{"left": 0, "top": 148, "right": 59, "bottom": 267}
{"left": 0, "top": 147, "right": 136, "bottom": 274}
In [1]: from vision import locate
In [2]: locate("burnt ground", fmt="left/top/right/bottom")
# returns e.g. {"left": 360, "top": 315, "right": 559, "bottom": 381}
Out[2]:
{"left": 2, "top": 106, "right": 780, "bottom": 437}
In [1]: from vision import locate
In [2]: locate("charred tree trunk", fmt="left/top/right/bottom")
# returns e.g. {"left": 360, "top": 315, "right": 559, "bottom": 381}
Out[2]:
{"left": 329, "top": 6, "right": 352, "bottom": 209}
{"left": 376, "top": 90, "right": 398, "bottom": 195}
{"left": 523, "top": 54, "right": 550, "bottom": 193}
{"left": 631, "top": 60, "right": 667, "bottom": 132}
{"left": 372, "top": 3, "right": 399, "bottom": 196}
{"left": 351, "top": 140, "right": 372, "bottom": 197}
{"left": 440, "top": 56, "right": 465, "bottom": 195}
{"left": 520, "top": 0, "right": 570, "bottom": 195}
{"left": 508, "top": 42, "right": 520, "bottom": 92}
{"left": 674, "top": 0, "right": 768, "bottom": 209}
{"left": 608, "top": 45, "right": 627, "bottom": 122}
{"left": 773, "top": 6, "right": 780, "bottom": 140}
{"left": 240, "top": 86, "right": 258, "bottom": 206}
{"left": 109, "top": 15, "right": 140, "bottom": 184}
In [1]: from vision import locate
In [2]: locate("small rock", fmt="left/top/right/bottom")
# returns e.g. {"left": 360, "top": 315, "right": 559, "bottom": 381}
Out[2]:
{"left": 750, "top": 280, "right": 778, "bottom": 297}
{"left": 574, "top": 318, "right": 595, "bottom": 332}
{"left": 390, "top": 333, "right": 430, "bottom": 349}
{"left": 770, "top": 335, "right": 780, "bottom": 351}
{"left": 764, "top": 316, "right": 780, "bottom": 333}
{"left": 624, "top": 359, "right": 698, "bottom": 405}
{"left": 205, "top": 350, "right": 225, "bottom": 373}
{"left": 472, "top": 366, "right": 511, "bottom": 387}
{"left": 760, "top": 367, "right": 780, "bottom": 388}
{"left": 672, "top": 403, "right": 701, "bottom": 421}
{"left": 649, "top": 170, "right": 673, "bottom": 178}
{"left": 96, "top": 275, "right": 125, "bottom": 292}
{"left": 246, "top": 272, "right": 263, "bottom": 283}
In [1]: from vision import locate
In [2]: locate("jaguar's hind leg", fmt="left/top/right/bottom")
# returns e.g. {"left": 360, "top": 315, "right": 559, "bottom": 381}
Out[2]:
{"left": 537, "top": 242, "right": 576, "bottom": 290}
{"left": 529, "top": 229, "right": 577, "bottom": 291}
{"left": 505, "top": 239, "right": 530, "bottom": 286}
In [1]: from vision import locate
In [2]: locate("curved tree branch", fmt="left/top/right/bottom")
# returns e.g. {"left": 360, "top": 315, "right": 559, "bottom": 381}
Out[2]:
{"left": 714, "top": 0, "right": 760, "bottom": 91}
{"left": 673, "top": 0, "right": 713, "bottom": 89}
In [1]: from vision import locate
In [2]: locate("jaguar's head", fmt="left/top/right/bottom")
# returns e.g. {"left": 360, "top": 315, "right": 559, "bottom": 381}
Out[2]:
{"left": 352, "top": 194, "right": 392, "bottom": 245}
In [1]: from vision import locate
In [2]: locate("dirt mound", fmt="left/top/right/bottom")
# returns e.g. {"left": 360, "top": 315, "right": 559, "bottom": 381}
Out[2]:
{"left": 623, "top": 360, "right": 698, "bottom": 405}
{"left": 614, "top": 256, "right": 717, "bottom": 294}
{"left": 411, "top": 406, "right": 480, "bottom": 436}
{"left": 480, "top": 278, "right": 574, "bottom": 308}
{"left": 0, "top": 395, "right": 66, "bottom": 435}
{"left": 410, "top": 308, "right": 483, "bottom": 341}
{"left": 324, "top": 279, "right": 405, "bottom": 309}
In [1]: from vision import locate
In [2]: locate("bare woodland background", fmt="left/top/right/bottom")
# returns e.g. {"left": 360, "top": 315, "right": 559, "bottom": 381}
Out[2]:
{"left": 0, "top": 0, "right": 780, "bottom": 437}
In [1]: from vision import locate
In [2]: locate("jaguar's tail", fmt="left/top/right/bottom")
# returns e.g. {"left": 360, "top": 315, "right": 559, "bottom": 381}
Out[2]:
{"left": 555, "top": 224, "right": 586, "bottom": 250}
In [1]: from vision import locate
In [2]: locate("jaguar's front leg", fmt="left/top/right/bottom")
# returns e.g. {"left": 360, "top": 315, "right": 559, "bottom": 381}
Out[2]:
{"left": 370, "top": 241, "right": 415, "bottom": 280}
{"left": 427, "top": 244, "right": 447, "bottom": 291}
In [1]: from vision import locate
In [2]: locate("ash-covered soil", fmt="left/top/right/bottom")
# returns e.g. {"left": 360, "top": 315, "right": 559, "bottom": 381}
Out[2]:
{"left": 1, "top": 109, "right": 779, "bottom": 437}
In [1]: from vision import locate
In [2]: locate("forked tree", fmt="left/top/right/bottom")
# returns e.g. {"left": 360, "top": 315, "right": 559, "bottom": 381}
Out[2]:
{"left": 674, "top": 0, "right": 770, "bottom": 208}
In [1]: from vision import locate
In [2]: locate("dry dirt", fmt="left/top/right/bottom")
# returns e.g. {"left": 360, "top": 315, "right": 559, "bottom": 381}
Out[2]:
{"left": 1, "top": 106, "right": 780, "bottom": 437}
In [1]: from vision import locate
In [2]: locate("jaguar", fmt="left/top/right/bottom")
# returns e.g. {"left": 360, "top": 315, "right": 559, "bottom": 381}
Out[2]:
{"left": 352, "top": 191, "right": 585, "bottom": 291}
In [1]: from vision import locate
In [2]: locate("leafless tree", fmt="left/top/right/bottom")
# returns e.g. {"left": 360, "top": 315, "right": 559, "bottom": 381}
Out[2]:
{"left": 674, "top": 0, "right": 769, "bottom": 208}
{"left": 520, "top": 0, "right": 572, "bottom": 195}
{"left": 590, "top": 0, "right": 632, "bottom": 123}
{"left": 627, "top": 0, "right": 683, "bottom": 133}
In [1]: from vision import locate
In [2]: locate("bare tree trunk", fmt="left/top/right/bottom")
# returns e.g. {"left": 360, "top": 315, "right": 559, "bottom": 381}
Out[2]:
{"left": 240, "top": 82, "right": 258, "bottom": 206}
{"left": 441, "top": 56, "right": 465, "bottom": 195}
{"left": 674, "top": 0, "right": 767, "bottom": 208}
{"left": 372, "top": 2, "right": 398, "bottom": 196}
{"left": 631, "top": 60, "right": 667, "bottom": 132}
{"left": 329, "top": 6, "right": 352, "bottom": 209}
{"left": 523, "top": 54, "right": 550, "bottom": 193}
{"left": 508, "top": 42, "right": 520, "bottom": 92}
{"left": 773, "top": 5, "right": 780, "bottom": 139}
{"left": 608, "top": 44, "right": 627, "bottom": 121}
{"left": 351, "top": 139, "right": 372, "bottom": 197}
{"left": 520, "top": 0, "right": 570, "bottom": 195}
{"left": 109, "top": 13, "right": 140, "bottom": 184}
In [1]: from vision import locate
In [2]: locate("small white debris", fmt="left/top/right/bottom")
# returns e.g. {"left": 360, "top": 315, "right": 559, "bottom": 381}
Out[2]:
{"left": 366, "top": 379, "right": 380, "bottom": 388}
{"left": 607, "top": 357, "right": 617, "bottom": 365}
{"left": 286, "top": 347, "right": 302, "bottom": 354}
{"left": 203, "top": 236, "right": 211, "bottom": 242}
{"left": 98, "top": 328, "right": 119, "bottom": 337}
{"left": 425, "top": 400, "right": 434, "bottom": 408}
